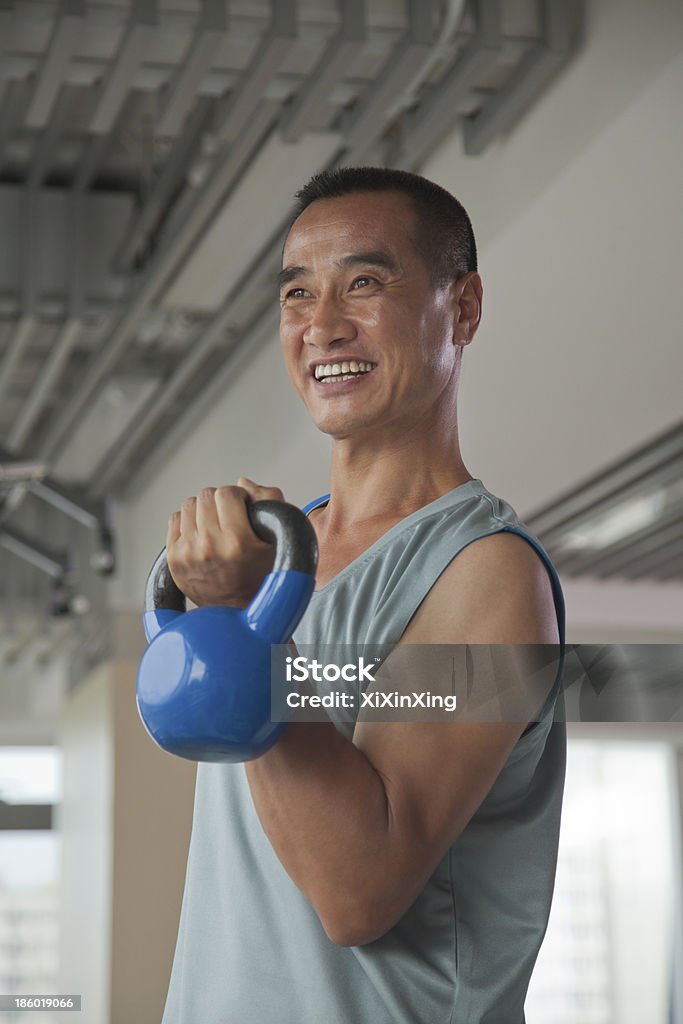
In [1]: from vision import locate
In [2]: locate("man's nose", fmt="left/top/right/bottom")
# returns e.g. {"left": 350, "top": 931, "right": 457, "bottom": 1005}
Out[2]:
{"left": 302, "top": 295, "right": 356, "bottom": 349}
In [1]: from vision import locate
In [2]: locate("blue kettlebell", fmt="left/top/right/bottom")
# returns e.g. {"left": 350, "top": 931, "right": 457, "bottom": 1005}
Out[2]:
{"left": 136, "top": 500, "right": 318, "bottom": 763}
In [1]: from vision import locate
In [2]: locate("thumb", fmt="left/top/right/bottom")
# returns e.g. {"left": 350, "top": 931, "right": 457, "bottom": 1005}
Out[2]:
{"left": 237, "top": 477, "right": 286, "bottom": 504}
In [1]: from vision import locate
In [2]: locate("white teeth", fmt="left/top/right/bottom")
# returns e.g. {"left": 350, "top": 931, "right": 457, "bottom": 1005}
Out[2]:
{"left": 314, "top": 361, "right": 376, "bottom": 379}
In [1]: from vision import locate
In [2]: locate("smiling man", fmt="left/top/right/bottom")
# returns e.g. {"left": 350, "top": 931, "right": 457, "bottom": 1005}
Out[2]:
{"left": 161, "top": 168, "right": 566, "bottom": 1024}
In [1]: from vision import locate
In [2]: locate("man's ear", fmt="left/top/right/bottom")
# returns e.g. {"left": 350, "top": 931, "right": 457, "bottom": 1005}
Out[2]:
{"left": 451, "top": 272, "right": 483, "bottom": 347}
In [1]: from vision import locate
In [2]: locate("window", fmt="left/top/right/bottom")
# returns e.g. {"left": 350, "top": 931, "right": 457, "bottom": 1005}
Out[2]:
{"left": 526, "top": 740, "right": 676, "bottom": 1023}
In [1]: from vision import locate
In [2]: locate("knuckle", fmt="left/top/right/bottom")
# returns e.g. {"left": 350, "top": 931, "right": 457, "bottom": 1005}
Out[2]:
{"left": 196, "top": 539, "right": 215, "bottom": 562}
{"left": 216, "top": 485, "right": 242, "bottom": 499}
{"left": 181, "top": 496, "right": 196, "bottom": 510}
{"left": 198, "top": 487, "right": 217, "bottom": 501}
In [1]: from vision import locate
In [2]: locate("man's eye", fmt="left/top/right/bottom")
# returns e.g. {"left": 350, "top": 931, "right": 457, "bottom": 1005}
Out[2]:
{"left": 285, "top": 287, "right": 307, "bottom": 299}
{"left": 352, "top": 276, "right": 376, "bottom": 290}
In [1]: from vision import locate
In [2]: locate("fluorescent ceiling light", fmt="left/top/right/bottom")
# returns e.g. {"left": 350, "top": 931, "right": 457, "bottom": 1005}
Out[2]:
{"left": 558, "top": 491, "right": 667, "bottom": 551}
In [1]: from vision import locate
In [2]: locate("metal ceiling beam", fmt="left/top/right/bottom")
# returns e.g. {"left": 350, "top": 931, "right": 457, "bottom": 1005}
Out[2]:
{"left": 73, "top": 133, "right": 111, "bottom": 191}
{"left": 28, "top": 481, "right": 101, "bottom": 530}
{"left": 342, "top": 0, "right": 441, "bottom": 160}
{"left": 0, "top": 79, "right": 27, "bottom": 173}
{"left": 112, "top": 97, "right": 214, "bottom": 273}
{"left": 89, "top": 0, "right": 158, "bottom": 136}
{"left": 395, "top": 0, "right": 501, "bottom": 169}
{"left": 38, "top": 100, "right": 281, "bottom": 464}
{"left": 90, "top": 312, "right": 237, "bottom": 494}
{"left": 652, "top": 554, "right": 683, "bottom": 582}
{"left": 214, "top": 0, "right": 298, "bottom": 145}
{"left": 463, "top": 0, "right": 579, "bottom": 155}
{"left": 118, "top": 301, "right": 282, "bottom": 501}
{"left": 540, "top": 455, "right": 683, "bottom": 552}
{"left": 614, "top": 544, "right": 683, "bottom": 582}
{"left": 0, "top": 444, "right": 105, "bottom": 532}
{"left": 27, "top": 83, "right": 75, "bottom": 188}
{"left": 0, "top": 178, "right": 40, "bottom": 412}
{"left": 553, "top": 495, "right": 683, "bottom": 575}
{"left": 6, "top": 317, "right": 83, "bottom": 452}
{"left": 157, "top": 0, "right": 226, "bottom": 137}
{"left": 280, "top": 0, "right": 366, "bottom": 144}
{"left": 0, "top": 314, "right": 38, "bottom": 405}
{"left": 6, "top": 192, "right": 85, "bottom": 452}
{"left": 0, "top": 526, "right": 67, "bottom": 579}
{"left": 593, "top": 522, "right": 683, "bottom": 580}
{"left": 25, "top": 0, "right": 86, "bottom": 130}
{"left": 525, "top": 422, "right": 683, "bottom": 538}
{"left": 90, "top": 226, "right": 285, "bottom": 495}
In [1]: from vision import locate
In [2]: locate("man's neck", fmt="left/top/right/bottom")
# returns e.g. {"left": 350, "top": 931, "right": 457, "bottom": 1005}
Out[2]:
{"left": 320, "top": 428, "right": 473, "bottom": 536}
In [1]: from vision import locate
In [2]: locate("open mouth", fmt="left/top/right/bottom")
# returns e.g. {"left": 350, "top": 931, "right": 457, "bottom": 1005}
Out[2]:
{"left": 313, "top": 360, "right": 377, "bottom": 384}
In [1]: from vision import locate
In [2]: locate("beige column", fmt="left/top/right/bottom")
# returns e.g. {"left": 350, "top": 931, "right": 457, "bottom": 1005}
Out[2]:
{"left": 57, "top": 612, "right": 196, "bottom": 1024}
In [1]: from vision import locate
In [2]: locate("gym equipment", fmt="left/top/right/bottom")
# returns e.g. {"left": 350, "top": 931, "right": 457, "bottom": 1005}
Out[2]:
{"left": 136, "top": 500, "right": 318, "bottom": 763}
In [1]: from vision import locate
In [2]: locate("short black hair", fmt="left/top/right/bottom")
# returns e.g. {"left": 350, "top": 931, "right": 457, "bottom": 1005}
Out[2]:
{"left": 291, "top": 166, "right": 477, "bottom": 287}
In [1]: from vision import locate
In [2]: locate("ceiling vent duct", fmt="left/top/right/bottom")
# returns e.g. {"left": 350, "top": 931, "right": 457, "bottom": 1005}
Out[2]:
{"left": 525, "top": 421, "right": 683, "bottom": 583}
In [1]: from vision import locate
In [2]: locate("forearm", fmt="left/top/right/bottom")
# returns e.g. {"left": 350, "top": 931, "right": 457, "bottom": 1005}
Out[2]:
{"left": 244, "top": 721, "right": 395, "bottom": 945}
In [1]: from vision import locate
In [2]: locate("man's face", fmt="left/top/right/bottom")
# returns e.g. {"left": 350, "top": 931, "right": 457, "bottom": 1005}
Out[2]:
{"left": 279, "top": 191, "right": 463, "bottom": 440}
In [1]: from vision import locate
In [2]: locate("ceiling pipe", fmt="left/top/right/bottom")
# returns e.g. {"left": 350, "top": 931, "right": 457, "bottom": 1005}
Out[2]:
{"left": 341, "top": 0, "right": 443, "bottom": 160}
{"left": 89, "top": 0, "right": 158, "bottom": 136}
{"left": 213, "top": 0, "right": 298, "bottom": 146}
{"left": 112, "top": 97, "right": 215, "bottom": 273}
{"left": 156, "top": 0, "right": 226, "bottom": 137}
{"left": 36, "top": 99, "right": 281, "bottom": 464}
{"left": 280, "top": 0, "right": 367, "bottom": 144}
{"left": 6, "top": 190, "right": 85, "bottom": 452}
{"left": 0, "top": 191, "right": 38, "bottom": 407}
{"left": 391, "top": 0, "right": 501, "bottom": 169}
{"left": 24, "top": 0, "right": 86, "bottom": 130}
{"left": 463, "top": 0, "right": 581, "bottom": 155}
{"left": 380, "top": 0, "right": 467, "bottom": 123}
{"left": 0, "top": 526, "right": 67, "bottom": 579}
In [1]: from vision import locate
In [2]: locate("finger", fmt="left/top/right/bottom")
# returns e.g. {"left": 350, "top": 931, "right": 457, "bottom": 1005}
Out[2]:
{"left": 194, "top": 486, "right": 220, "bottom": 538}
{"left": 237, "top": 477, "right": 285, "bottom": 503}
{"left": 214, "top": 485, "right": 255, "bottom": 542}
{"left": 166, "top": 510, "right": 181, "bottom": 549}
{"left": 179, "top": 495, "right": 199, "bottom": 538}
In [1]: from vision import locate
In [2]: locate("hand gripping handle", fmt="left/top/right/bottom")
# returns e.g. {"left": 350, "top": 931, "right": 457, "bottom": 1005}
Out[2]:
{"left": 144, "top": 499, "right": 319, "bottom": 614}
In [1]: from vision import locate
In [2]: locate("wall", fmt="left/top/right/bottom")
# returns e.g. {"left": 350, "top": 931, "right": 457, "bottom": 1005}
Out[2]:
{"left": 56, "top": 616, "right": 196, "bottom": 1023}
{"left": 56, "top": 663, "right": 112, "bottom": 1024}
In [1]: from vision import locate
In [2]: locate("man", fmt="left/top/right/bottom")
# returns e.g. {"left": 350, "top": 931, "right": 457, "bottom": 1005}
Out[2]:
{"left": 162, "top": 167, "right": 566, "bottom": 1023}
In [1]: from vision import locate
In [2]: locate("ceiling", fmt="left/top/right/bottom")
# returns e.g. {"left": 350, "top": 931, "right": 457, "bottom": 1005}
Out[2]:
{"left": 0, "top": 0, "right": 584, "bottom": 674}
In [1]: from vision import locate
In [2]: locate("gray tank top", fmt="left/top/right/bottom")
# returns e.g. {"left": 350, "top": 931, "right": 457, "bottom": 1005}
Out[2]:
{"left": 162, "top": 478, "right": 566, "bottom": 1024}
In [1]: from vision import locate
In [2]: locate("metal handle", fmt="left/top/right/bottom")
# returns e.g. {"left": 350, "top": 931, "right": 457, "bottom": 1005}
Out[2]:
{"left": 144, "top": 500, "right": 318, "bottom": 612}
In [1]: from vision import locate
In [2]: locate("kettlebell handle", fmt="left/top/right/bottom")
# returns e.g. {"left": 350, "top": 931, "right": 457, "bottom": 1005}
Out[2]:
{"left": 144, "top": 500, "right": 318, "bottom": 613}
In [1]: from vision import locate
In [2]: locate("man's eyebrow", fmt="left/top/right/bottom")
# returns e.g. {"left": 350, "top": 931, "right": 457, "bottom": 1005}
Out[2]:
{"left": 277, "top": 250, "right": 400, "bottom": 291}
{"left": 338, "top": 250, "right": 400, "bottom": 274}
{"left": 277, "top": 265, "right": 307, "bottom": 289}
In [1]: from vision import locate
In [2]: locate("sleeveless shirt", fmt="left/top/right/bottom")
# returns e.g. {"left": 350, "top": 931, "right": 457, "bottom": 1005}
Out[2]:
{"left": 162, "top": 478, "right": 566, "bottom": 1024}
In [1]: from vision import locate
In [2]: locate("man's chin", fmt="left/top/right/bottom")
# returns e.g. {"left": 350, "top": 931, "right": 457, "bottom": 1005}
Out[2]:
{"left": 311, "top": 410, "right": 378, "bottom": 439}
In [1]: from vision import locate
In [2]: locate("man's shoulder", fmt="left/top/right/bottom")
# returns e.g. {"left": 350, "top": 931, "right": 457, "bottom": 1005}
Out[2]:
{"left": 404, "top": 529, "right": 560, "bottom": 645}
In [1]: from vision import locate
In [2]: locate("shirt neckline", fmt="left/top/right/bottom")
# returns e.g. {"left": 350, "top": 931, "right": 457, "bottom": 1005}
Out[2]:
{"left": 307, "top": 477, "right": 485, "bottom": 596}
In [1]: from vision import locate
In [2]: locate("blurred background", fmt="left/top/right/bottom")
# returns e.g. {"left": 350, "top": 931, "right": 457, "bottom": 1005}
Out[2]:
{"left": 0, "top": 0, "right": 681, "bottom": 1021}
